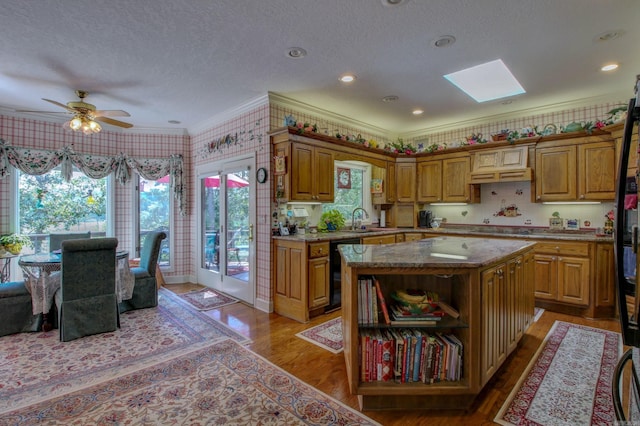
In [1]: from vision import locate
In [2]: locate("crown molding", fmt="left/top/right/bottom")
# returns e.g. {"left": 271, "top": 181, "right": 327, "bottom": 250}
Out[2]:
{"left": 188, "top": 94, "right": 270, "bottom": 135}
{"left": 402, "top": 91, "right": 630, "bottom": 138}
{"left": 268, "top": 92, "right": 393, "bottom": 138}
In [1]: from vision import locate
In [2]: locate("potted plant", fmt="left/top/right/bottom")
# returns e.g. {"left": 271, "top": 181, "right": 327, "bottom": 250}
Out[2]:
{"left": 317, "top": 210, "right": 345, "bottom": 232}
{"left": 0, "top": 233, "right": 33, "bottom": 255}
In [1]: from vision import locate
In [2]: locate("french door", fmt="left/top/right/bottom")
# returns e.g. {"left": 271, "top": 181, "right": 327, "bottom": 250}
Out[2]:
{"left": 197, "top": 157, "right": 255, "bottom": 304}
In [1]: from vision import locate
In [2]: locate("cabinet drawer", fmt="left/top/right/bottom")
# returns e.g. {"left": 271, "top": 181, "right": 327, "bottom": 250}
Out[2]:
{"left": 308, "top": 242, "right": 329, "bottom": 258}
{"left": 361, "top": 234, "right": 397, "bottom": 245}
{"left": 534, "top": 241, "right": 590, "bottom": 257}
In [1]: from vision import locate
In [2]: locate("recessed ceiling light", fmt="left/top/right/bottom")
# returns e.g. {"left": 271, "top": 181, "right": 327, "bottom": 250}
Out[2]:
{"left": 382, "top": 95, "right": 399, "bottom": 102}
{"left": 601, "top": 63, "right": 619, "bottom": 72}
{"left": 412, "top": 109, "right": 424, "bottom": 115}
{"left": 432, "top": 35, "right": 456, "bottom": 48}
{"left": 339, "top": 74, "right": 356, "bottom": 83}
{"left": 286, "top": 47, "right": 307, "bottom": 59}
{"left": 381, "top": 0, "right": 408, "bottom": 6}
{"left": 444, "top": 59, "right": 525, "bottom": 103}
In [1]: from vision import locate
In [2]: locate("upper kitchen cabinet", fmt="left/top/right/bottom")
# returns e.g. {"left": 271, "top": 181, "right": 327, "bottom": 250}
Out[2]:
{"left": 395, "top": 159, "right": 416, "bottom": 202}
{"left": 609, "top": 121, "right": 639, "bottom": 178}
{"left": 535, "top": 134, "right": 616, "bottom": 202}
{"left": 371, "top": 161, "right": 396, "bottom": 204}
{"left": 417, "top": 152, "right": 478, "bottom": 203}
{"left": 272, "top": 132, "right": 334, "bottom": 202}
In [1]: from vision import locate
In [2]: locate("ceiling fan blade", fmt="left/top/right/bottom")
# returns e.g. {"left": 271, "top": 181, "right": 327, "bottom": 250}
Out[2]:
{"left": 15, "top": 109, "right": 70, "bottom": 114}
{"left": 42, "top": 98, "right": 77, "bottom": 113}
{"left": 95, "top": 116, "right": 133, "bottom": 128}
{"left": 93, "top": 109, "right": 130, "bottom": 118}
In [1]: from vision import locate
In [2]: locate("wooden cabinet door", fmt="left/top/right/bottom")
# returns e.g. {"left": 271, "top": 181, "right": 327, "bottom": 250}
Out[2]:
{"left": 417, "top": 160, "right": 442, "bottom": 202}
{"left": 535, "top": 145, "right": 577, "bottom": 201}
{"left": 594, "top": 243, "right": 616, "bottom": 312}
{"left": 578, "top": 142, "right": 616, "bottom": 200}
{"left": 308, "top": 256, "right": 330, "bottom": 309}
{"left": 274, "top": 242, "right": 307, "bottom": 322}
{"left": 291, "top": 144, "right": 315, "bottom": 201}
{"left": 507, "top": 256, "right": 523, "bottom": 352}
{"left": 522, "top": 250, "right": 536, "bottom": 330}
{"left": 557, "top": 256, "right": 590, "bottom": 306}
{"left": 533, "top": 254, "right": 557, "bottom": 300}
{"left": 442, "top": 156, "right": 471, "bottom": 202}
{"left": 386, "top": 162, "right": 396, "bottom": 203}
{"left": 361, "top": 234, "right": 397, "bottom": 245}
{"left": 480, "top": 264, "right": 506, "bottom": 386}
{"left": 396, "top": 162, "right": 416, "bottom": 202}
{"left": 314, "top": 147, "right": 335, "bottom": 201}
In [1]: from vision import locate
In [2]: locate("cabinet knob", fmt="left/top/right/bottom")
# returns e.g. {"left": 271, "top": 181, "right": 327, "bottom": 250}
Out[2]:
{"left": 516, "top": 259, "right": 522, "bottom": 265}
{"left": 536, "top": 196, "right": 541, "bottom": 200}
{"left": 579, "top": 194, "right": 585, "bottom": 199}
{"left": 318, "top": 248, "right": 323, "bottom": 253}
{"left": 555, "top": 246, "right": 560, "bottom": 251}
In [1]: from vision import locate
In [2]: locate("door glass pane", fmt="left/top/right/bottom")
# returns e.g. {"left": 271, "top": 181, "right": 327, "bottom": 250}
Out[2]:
{"left": 225, "top": 170, "right": 250, "bottom": 280}
{"left": 140, "top": 176, "right": 171, "bottom": 266}
{"left": 202, "top": 174, "right": 221, "bottom": 272}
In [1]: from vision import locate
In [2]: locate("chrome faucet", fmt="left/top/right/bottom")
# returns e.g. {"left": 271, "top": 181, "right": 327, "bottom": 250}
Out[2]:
{"left": 351, "top": 207, "right": 369, "bottom": 230}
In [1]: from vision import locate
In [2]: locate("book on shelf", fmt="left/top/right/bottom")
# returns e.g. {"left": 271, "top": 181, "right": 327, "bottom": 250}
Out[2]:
{"left": 437, "top": 300, "right": 460, "bottom": 319}
{"left": 374, "top": 278, "right": 391, "bottom": 325}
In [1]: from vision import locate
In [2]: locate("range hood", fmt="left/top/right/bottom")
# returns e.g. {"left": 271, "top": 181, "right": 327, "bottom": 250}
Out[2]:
{"left": 468, "top": 145, "right": 533, "bottom": 184}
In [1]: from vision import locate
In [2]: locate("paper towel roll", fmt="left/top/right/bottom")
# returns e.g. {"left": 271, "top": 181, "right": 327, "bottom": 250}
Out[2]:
{"left": 380, "top": 210, "right": 386, "bottom": 228}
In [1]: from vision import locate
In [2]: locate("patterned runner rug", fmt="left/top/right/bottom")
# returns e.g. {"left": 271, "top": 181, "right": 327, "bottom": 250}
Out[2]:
{"left": 0, "top": 287, "right": 249, "bottom": 413}
{"left": 296, "top": 316, "right": 343, "bottom": 353}
{"left": 494, "top": 321, "right": 622, "bottom": 426}
{"left": 177, "top": 288, "right": 239, "bottom": 310}
{"left": 0, "top": 339, "right": 380, "bottom": 425}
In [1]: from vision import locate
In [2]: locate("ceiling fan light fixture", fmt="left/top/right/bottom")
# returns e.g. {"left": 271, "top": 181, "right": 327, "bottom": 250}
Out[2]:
{"left": 69, "top": 116, "right": 83, "bottom": 130}
{"left": 64, "top": 114, "right": 101, "bottom": 135}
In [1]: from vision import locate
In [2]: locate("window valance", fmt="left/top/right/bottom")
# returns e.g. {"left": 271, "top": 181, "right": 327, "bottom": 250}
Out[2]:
{"left": 0, "top": 139, "right": 186, "bottom": 216}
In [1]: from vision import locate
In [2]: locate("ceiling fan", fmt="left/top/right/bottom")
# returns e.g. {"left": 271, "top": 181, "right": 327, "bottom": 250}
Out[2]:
{"left": 17, "top": 90, "right": 133, "bottom": 130}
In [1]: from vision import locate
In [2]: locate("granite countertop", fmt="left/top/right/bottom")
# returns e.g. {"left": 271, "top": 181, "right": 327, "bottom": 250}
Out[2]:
{"left": 272, "top": 225, "right": 613, "bottom": 243}
{"left": 338, "top": 236, "right": 537, "bottom": 269}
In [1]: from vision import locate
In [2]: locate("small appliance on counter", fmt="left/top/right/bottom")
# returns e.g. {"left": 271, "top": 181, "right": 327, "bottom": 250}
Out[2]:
{"left": 418, "top": 210, "right": 433, "bottom": 228}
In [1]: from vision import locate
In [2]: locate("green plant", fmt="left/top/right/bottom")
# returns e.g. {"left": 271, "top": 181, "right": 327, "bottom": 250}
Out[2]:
{"left": 0, "top": 233, "right": 34, "bottom": 254}
{"left": 317, "top": 209, "right": 345, "bottom": 232}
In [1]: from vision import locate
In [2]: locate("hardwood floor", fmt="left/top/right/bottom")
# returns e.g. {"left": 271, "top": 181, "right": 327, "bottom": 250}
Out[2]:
{"left": 167, "top": 283, "right": 624, "bottom": 425}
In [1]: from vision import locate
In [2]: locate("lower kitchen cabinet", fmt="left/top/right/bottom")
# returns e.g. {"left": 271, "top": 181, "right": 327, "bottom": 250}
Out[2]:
{"left": 274, "top": 239, "right": 330, "bottom": 322}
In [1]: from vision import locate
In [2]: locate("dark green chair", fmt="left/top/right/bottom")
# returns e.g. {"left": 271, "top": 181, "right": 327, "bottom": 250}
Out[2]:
{"left": 54, "top": 237, "right": 119, "bottom": 342}
{"left": 49, "top": 232, "right": 91, "bottom": 252}
{"left": 119, "top": 231, "right": 166, "bottom": 313}
{"left": 0, "top": 281, "right": 43, "bottom": 336}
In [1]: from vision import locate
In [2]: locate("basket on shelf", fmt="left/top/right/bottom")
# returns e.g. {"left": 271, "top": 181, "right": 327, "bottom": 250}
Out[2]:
{"left": 491, "top": 133, "right": 508, "bottom": 142}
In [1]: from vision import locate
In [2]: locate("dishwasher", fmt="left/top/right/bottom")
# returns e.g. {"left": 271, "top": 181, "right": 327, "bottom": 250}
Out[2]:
{"left": 326, "top": 238, "right": 361, "bottom": 312}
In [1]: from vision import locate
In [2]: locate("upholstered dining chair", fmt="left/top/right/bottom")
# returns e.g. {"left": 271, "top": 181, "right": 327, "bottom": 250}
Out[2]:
{"left": 54, "top": 237, "right": 119, "bottom": 342}
{"left": 0, "top": 281, "right": 43, "bottom": 336}
{"left": 49, "top": 232, "right": 91, "bottom": 252}
{"left": 119, "top": 231, "right": 166, "bottom": 313}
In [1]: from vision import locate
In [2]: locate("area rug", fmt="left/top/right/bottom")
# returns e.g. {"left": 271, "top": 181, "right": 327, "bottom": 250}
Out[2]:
{"left": 534, "top": 306, "right": 545, "bottom": 322}
{"left": 177, "top": 287, "right": 238, "bottom": 310}
{"left": 0, "top": 287, "right": 249, "bottom": 413}
{"left": 494, "top": 321, "right": 622, "bottom": 426}
{"left": 296, "top": 316, "right": 343, "bottom": 354}
{"left": 0, "top": 339, "right": 380, "bottom": 425}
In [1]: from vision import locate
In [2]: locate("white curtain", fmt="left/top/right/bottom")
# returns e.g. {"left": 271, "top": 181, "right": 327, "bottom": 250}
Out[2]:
{"left": 0, "top": 139, "right": 186, "bottom": 216}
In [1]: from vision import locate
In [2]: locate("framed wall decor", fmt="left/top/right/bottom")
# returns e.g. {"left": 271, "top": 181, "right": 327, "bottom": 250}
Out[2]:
{"left": 274, "top": 155, "right": 286, "bottom": 175}
{"left": 337, "top": 167, "right": 351, "bottom": 189}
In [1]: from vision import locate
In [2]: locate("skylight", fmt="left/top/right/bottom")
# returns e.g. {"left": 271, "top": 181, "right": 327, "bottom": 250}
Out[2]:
{"left": 443, "top": 59, "right": 525, "bottom": 102}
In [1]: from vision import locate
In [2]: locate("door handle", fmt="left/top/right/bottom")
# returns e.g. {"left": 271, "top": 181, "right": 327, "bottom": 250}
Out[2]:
{"left": 249, "top": 224, "right": 254, "bottom": 242}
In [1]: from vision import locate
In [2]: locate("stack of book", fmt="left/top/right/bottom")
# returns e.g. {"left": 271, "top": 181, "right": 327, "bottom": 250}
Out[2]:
{"left": 359, "top": 328, "right": 463, "bottom": 383}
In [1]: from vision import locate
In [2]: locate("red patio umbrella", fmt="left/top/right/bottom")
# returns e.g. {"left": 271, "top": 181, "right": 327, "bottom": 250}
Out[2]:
{"left": 157, "top": 174, "right": 249, "bottom": 188}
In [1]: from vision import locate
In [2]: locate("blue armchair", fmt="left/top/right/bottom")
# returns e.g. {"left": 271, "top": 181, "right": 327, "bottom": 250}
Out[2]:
{"left": 119, "top": 231, "right": 166, "bottom": 313}
{"left": 49, "top": 232, "right": 91, "bottom": 252}
{"left": 0, "top": 281, "right": 43, "bottom": 336}
{"left": 54, "top": 237, "right": 119, "bottom": 342}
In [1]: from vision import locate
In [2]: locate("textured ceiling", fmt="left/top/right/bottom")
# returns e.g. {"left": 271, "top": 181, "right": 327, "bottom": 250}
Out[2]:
{"left": 0, "top": 0, "right": 638, "bottom": 135}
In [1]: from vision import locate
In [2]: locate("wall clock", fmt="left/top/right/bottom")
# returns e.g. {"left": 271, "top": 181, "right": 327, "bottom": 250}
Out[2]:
{"left": 337, "top": 167, "right": 351, "bottom": 189}
{"left": 256, "top": 167, "right": 268, "bottom": 184}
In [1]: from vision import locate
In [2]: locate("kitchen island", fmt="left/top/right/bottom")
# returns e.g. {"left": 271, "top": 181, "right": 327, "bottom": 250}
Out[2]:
{"left": 339, "top": 236, "right": 536, "bottom": 411}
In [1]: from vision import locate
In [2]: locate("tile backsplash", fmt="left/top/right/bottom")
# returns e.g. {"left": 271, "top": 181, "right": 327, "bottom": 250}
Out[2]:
{"left": 425, "top": 181, "right": 614, "bottom": 229}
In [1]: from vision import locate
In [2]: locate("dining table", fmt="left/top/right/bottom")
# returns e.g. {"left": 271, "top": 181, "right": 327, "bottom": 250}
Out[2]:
{"left": 18, "top": 250, "right": 134, "bottom": 331}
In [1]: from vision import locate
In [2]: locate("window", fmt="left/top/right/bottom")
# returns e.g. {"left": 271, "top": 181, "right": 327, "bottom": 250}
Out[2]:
{"left": 322, "top": 161, "right": 372, "bottom": 225}
{"left": 18, "top": 168, "right": 108, "bottom": 253}
{"left": 138, "top": 175, "right": 171, "bottom": 267}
